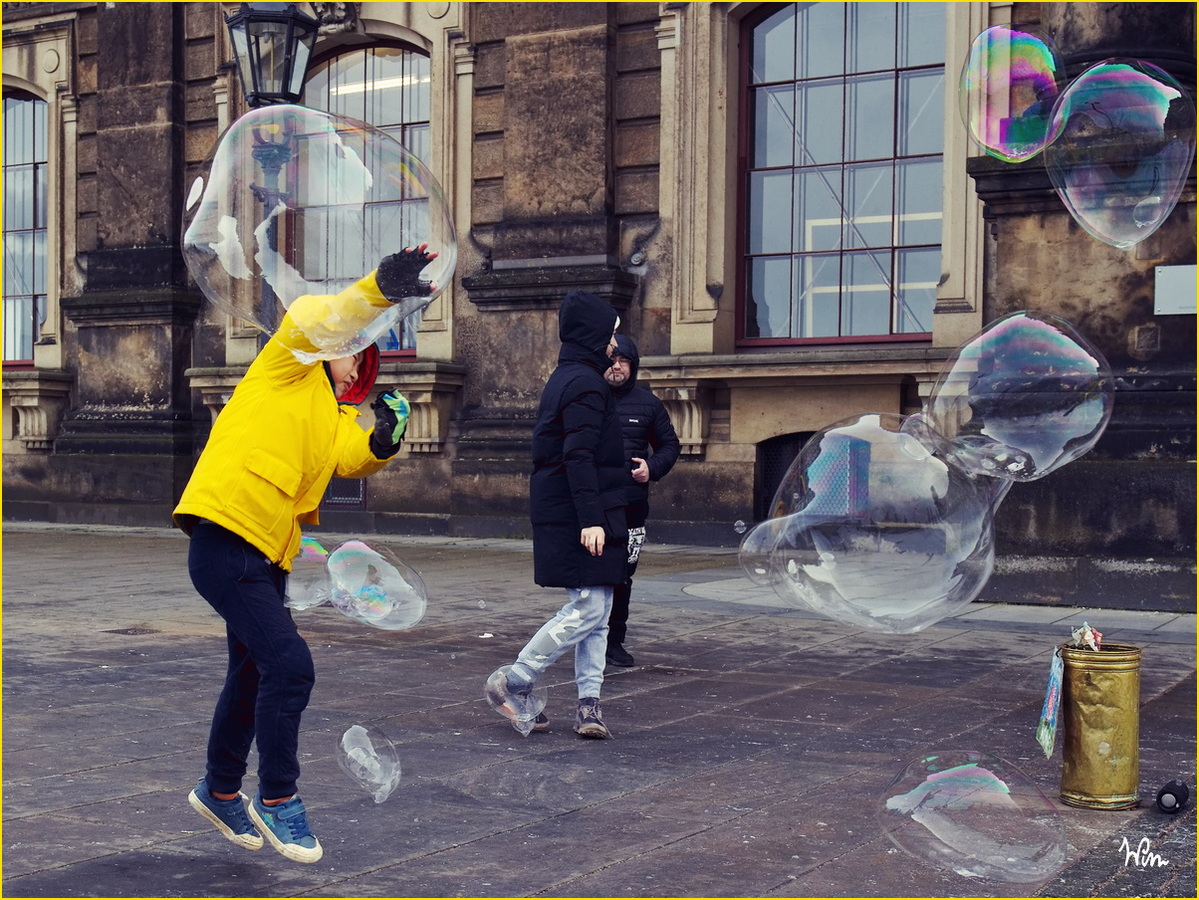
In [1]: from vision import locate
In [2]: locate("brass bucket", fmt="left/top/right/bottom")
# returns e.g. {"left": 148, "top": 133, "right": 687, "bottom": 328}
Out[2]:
{"left": 1058, "top": 642, "right": 1141, "bottom": 810}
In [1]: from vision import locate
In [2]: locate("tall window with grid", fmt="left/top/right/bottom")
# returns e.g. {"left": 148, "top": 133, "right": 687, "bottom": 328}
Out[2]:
{"left": 3, "top": 92, "right": 48, "bottom": 364}
{"left": 302, "top": 45, "right": 432, "bottom": 354}
{"left": 741, "top": 2, "right": 946, "bottom": 344}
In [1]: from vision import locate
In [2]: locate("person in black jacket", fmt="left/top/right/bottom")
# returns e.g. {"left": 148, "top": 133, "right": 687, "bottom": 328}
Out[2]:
{"left": 603, "top": 334, "right": 681, "bottom": 667}
{"left": 488, "top": 290, "right": 628, "bottom": 738}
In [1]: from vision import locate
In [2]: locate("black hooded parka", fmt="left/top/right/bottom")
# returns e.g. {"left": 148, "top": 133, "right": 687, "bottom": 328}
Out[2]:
{"left": 530, "top": 291, "right": 630, "bottom": 588}
{"left": 608, "top": 334, "right": 681, "bottom": 529}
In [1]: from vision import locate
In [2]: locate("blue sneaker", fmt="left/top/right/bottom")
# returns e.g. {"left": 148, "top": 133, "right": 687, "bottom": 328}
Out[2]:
{"left": 187, "top": 779, "right": 263, "bottom": 851}
{"left": 248, "top": 793, "right": 323, "bottom": 864}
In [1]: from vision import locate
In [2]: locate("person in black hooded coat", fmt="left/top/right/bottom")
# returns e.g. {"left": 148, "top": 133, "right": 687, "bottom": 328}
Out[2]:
{"left": 492, "top": 290, "right": 628, "bottom": 739}
{"left": 603, "top": 334, "right": 680, "bottom": 667}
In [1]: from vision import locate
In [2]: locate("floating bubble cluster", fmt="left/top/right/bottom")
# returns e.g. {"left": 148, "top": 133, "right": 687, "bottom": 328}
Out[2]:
{"left": 1044, "top": 59, "right": 1196, "bottom": 250}
{"left": 740, "top": 312, "right": 1113, "bottom": 633}
{"left": 484, "top": 665, "right": 548, "bottom": 737}
{"left": 286, "top": 538, "right": 426, "bottom": 630}
{"left": 957, "top": 28, "right": 1195, "bottom": 249}
{"left": 338, "top": 723, "right": 402, "bottom": 803}
{"left": 182, "top": 104, "right": 457, "bottom": 359}
{"left": 879, "top": 750, "right": 1067, "bottom": 883}
{"left": 327, "top": 540, "right": 427, "bottom": 630}
{"left": 959, "top": 25, "right": 1064, "bottom": 163}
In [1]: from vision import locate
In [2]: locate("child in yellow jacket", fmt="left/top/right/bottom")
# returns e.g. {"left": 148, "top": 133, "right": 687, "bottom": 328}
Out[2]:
{"left": 175, "top": 246, "right": 434, "bottom": 863}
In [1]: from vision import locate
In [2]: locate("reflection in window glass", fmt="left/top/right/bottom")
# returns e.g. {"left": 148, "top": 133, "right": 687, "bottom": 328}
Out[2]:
{"left": 303, "top": 46, "right": 432, "bottom": 352}
{"left": 3, "top": 93, "right": 48, "bottom": 362}
{"left": 743, "top": 2, "right": 946, "bottom": 342}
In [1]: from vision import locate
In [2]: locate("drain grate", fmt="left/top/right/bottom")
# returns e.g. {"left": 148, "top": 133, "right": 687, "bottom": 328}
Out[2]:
{"left": 102, "top": 628, "right": 160, "bottom": 635}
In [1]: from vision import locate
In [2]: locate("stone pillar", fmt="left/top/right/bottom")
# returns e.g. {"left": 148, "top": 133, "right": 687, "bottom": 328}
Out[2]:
{"left": 456, "top": 6, "right": 637, "bottom": 534}
{"left": 54, "top": 3, "right": 200, "bottom": 515}
{"left": 968, "top": 2, "right": 1197, "bottom": 582}
{"left": 1041, "top": 1, "right": 1195, "bottom": 86}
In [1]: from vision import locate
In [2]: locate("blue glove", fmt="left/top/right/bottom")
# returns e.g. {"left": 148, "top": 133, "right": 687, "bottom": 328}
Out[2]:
{"left": 375, "top": 244, "right": 437, "bottom": 302}
{"left": 370, "top": 390, "right": 410, "bottom": 458}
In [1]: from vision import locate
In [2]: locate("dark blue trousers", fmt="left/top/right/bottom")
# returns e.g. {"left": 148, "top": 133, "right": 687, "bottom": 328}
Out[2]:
{"left": 187, "top": 521, "right": 314, "bottom": 801}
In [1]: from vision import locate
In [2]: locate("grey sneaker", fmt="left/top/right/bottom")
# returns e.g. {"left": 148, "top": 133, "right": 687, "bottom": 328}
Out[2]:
{"left": 188, "top": 779, "right": 263, "bottom": 851}
{"left": 248, "top": 793, "right": 323, "bottom": 864}
{"left": 574, "top": 697, "right": 610, "bottom": 739}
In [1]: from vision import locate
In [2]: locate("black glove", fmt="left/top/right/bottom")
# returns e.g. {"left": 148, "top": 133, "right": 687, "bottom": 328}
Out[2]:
{"left": 370, "top": 390, "right": 410, "bottom": 459}
{"left": 375, "top": 244, "right": 437, "bottom": 302}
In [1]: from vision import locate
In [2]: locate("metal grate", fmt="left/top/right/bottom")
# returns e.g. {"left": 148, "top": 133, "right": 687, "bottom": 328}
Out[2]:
{"left": 323, "top": 477, "right": 366, "bottom": 509}
{"left": 756, "top": 432, "right": 810, "bottom": 520}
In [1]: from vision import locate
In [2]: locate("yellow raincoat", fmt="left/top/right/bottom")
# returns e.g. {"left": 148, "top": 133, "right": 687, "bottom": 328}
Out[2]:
{"left": 173, "top": 272, "right": 394, "bottom": 570}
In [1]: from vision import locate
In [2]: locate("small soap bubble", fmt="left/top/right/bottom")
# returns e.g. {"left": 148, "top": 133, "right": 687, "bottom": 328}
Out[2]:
{"left": 338, "top": 724, "right": 402, "bottom": 803}
{"left": 959, "top": 25, "right": 1064, "bottom": 163}
{"left": 484, "top": 665, "right": 547, "bottom": 737}
{"left": 478, "top": 600, "right": 486, "bottom": 609}
{"left": 182, "top": 104, "right": 458, "bottom": 360}
{"left": 733, "top": 519, "right": 747, "bottom": 535}
{"left": 285, "top": 536, "right": 331, "bottom": 611}
{"left": 879, "top": 750, "right": 1066, "bottom": 882}
{"left": 327, "top": 540, "right": 427, "bottom": 630}
{"left": 1044, "top": 58, "right": 1195, "bottom": 249}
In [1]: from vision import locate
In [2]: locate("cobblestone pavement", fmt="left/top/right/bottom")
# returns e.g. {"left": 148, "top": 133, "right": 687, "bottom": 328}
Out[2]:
{"left": 1, "top": 523, "right": 1194, "bottom": 898}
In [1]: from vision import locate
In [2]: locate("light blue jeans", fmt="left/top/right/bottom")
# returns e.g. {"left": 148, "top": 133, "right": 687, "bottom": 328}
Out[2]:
{"left": 511, "top": 585, "right": 613, "bottom": 698}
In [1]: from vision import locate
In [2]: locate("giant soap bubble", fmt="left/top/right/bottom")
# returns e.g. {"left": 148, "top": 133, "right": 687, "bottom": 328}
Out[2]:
{"left": 959, "top": 25, "right": 1063, "bottom": 163}
{"left": 327, "top": 540, "right": 427, "bottom": 630}
{"left": 740, "top": 311, "right": 1113, "bottom": 633}
{"left": 743, "top": 413, "right": 999, "bottom": 634}
{"left": 338, "top": 723, "right": 402, "bottom": 803}
{"left": 880, "top": 750, "right": 1066, "bottom": 883}
{"left": 182, "top": 104, "right": 457, "bottom": 358}
{"left": 1044, "top": 59, "right": 1195, "bottom": 249}
{"left": 906, "top": 311, "right": 1114, "bottom": 482}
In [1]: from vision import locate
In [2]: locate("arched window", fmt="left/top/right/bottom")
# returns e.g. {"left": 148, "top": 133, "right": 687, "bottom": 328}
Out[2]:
{"left": 302, "top": 45, "right": 432, "bottom": 354}
{"left": 3, "top": 91, "right": 48, "bottom": 364}
{"left": 740, "top": 2, "right": 946, "bottom": 345}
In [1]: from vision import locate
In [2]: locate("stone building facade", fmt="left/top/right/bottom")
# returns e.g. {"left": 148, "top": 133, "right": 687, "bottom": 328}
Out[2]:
{"left": 2, "top": 2, "right": 1194, "bottom": 608}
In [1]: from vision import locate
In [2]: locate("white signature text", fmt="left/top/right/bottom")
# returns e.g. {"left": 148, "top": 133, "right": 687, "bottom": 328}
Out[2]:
{"left": 1119, "top": 836, "right": 1169, "bottom": 869}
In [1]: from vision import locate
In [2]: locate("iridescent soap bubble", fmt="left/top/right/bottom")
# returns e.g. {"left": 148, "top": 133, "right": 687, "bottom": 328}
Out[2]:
{"left": 484, "top": 665, "right": 547, "bottom": 737}
{"left": 959, "top": 25, "right": 1064, "bottom": 162}
{"left": 880, "top": 750, "right": 1067, "bottom": 883}
{"left": 739, "top": 414, "right": 998, "bottom": 634}
{"left": 338, "top": 723, "right": 402, "bottom": 803}
{"left": 327, "top": 540, "right": 427, "bottom": 630}
{"left": 182, "top": 104, "right": 457, "bottom": 359}
{"left": 906, "top": 311, "right": 1114, "bottom": 482}
{"left": 285, "top": 536, "right": 332, "bottom": 611}
{"left": 1044, "top": 58, "right": 1195, "bottom": 249}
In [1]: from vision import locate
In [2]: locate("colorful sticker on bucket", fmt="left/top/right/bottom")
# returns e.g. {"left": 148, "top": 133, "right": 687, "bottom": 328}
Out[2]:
{"left": 1036, "top": 648, "right": 1064, "bottom": 758}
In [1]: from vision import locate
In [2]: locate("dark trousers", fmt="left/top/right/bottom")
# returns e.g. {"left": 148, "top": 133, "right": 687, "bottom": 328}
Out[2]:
{"left": 607, "top": 557, "right": 639, "bottom": 647}
{"left": 187, "top": 521, "right": 314, "bottom": 801}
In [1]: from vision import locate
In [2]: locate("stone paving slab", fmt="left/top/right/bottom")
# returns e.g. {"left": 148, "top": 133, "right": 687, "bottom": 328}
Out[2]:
{"left": 1, "top": 523, "right": 1195, "bottom": 898}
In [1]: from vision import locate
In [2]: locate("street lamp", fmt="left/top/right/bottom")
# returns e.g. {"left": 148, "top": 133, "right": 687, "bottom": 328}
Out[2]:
{"left": 225, "top": 2, "right": 320, "bottom": 108}
{"left": 224, "top": 3, "right": 319, "bottom": 343}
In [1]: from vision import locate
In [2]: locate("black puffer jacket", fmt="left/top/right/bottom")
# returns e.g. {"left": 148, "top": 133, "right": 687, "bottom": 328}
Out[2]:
{"left": 529, "top": 291, "right": 629, "bottom": 588}
{"left": 609, "top": 334, "right": 681, "bottom": 528}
